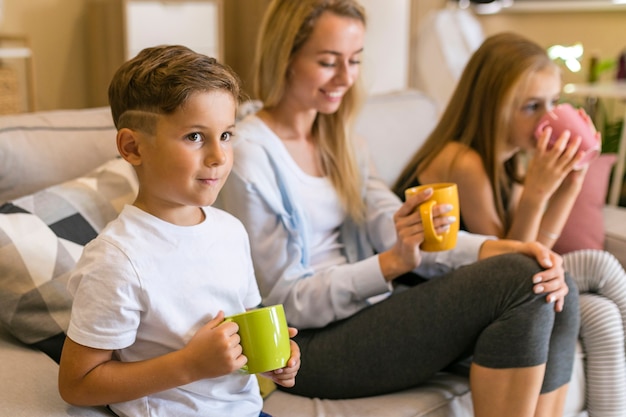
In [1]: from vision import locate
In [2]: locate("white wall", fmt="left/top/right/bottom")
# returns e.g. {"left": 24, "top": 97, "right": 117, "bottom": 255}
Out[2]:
{"left": 360, "top": 0, "right": 410, "bottom": 94}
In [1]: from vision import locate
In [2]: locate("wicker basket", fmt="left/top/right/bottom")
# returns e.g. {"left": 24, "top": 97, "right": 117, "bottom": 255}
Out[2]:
{"left": 0, "top": 66, "right": 21, "bottom": 114}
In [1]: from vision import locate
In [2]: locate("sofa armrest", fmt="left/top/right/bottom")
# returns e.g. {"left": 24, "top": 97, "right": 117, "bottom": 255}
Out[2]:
{"left": 604, "top": 205, "right": 626, "bottom": 267}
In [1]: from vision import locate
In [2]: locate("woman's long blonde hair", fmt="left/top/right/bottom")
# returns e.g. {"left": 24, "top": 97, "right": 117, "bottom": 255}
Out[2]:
{"left": 393, "top": 32, "right": 558, "bottom": 230}
{"left": 253, "top": 0, "right": 367, "bottom": 223}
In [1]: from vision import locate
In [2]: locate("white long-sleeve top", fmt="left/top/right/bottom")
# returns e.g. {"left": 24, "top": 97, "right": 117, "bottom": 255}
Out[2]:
{"left": 219, "top": 114, "right": 488, "bottom": 329}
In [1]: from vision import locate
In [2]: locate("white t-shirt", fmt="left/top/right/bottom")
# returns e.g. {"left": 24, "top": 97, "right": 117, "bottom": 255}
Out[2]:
{"left": 67, "top": 205, "right": 263, "bottom": 417}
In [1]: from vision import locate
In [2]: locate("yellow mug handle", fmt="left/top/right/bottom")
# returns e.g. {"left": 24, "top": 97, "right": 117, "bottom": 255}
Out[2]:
{"left": 419, "top": 200, "right": 446, "bottom": 244}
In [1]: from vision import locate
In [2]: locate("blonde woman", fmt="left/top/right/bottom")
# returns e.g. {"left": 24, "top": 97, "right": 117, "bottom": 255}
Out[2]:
{"left": 220, "top": 2, "right": 579, "bottom": 416}
{"left": 394, "top": 32, "right": 626, "bottom": 417}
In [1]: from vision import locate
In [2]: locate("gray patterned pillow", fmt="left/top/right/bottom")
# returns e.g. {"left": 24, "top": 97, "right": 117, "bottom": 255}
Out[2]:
{"left": 0, "top": 157, "right": 137, "bottom": 345}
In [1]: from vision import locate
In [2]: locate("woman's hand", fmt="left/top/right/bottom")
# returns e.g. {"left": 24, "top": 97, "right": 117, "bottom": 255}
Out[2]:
{"left": 518, "top": 241, "right": 569, "bottom": 312}
{"left": 261, "top": 327, "right": 300, "bottom": 388}
{"left": 481, "top": 240, "right": 569, "bottom": 312}
{"left": 379, "top": 187, "right": 455, "bottom": 281}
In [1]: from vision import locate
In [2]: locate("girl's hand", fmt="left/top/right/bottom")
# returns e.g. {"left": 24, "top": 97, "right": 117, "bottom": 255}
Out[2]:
{"left": 573, "top": 107, "right": 602, "bottom": 171}
{"left": 262, "top": 327, "right": 300, "bottom": 388}
{"left": 526, "top": 127, "right": 585, "bottom": 201}
{"left": 577, "top": 107, "right": 601, "bottom": 144}
{"left": 550, "top": 108, "right": 599, "bottom": 193}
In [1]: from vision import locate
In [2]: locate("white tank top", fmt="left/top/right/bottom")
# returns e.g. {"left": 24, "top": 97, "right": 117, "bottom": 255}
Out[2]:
{"left": 279, "top": 149, "right": 348, "bottom": 270}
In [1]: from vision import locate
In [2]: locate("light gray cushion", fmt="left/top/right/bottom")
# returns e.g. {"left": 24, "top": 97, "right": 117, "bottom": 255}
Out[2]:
{"left": 553, "top": 153, "right": 617, "bottom": 254}
{"left": 0, "top": 107, "right": 118, "bottom": 203}
{"left": 264, "top": 374, "right": 473, "bottom": 417}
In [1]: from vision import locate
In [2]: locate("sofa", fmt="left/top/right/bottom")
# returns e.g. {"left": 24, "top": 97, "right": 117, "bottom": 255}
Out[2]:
{"left": 1, "top": 89, "right": 624, "bottom": 416}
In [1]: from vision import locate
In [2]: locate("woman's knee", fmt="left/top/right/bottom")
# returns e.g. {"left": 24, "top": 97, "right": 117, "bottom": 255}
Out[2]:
{"left": 481, "top": 253, "right": 542, "bottom": 282}
{"left": 486, "top": 254, "right": 579, "bottom": 333}
{"left": 495, "top": 254, "right": 579, "bottom": 319}
{"left": 480, "top": 253, "right": 543, "bottom": 297}
{"left": 555, "top": 272, "right": 580, "bottom": 337}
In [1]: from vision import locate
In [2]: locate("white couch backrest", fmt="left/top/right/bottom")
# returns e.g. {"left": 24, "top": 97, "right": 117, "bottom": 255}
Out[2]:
{"left": 355, "top": 90, "right": 439, "bottom": 186}
{"left": 0, "top": 91, "right": 439, "bottom": 203}
{"left": 413, "top": 9, "right": 484, "bottom": 112}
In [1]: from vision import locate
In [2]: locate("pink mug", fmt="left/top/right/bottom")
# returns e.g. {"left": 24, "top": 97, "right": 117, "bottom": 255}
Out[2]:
{"left": 534, "top": 103, "right": 601, "bottom": 169}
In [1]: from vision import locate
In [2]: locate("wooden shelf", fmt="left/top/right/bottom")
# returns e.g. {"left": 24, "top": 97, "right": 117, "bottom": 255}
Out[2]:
{"left": 506, "top": 1, "right": 626, "bottom": 13}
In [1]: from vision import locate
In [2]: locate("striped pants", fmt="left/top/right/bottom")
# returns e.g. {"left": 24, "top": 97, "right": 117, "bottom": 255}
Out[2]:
{"left": 565, "top": 249, "right": 626, "bottom": 417}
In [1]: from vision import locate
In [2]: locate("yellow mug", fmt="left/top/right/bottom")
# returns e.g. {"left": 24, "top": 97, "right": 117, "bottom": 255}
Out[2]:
{"left": 405, "top": 183, "right": 460, "bottom": 252}
{"left": 224, "top": 304, "right": 290, "bottom": 374}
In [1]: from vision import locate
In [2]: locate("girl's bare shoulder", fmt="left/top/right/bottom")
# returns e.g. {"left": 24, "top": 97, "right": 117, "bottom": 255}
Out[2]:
{"left": 445, "top": 142, "right": 483, "bottom": 171}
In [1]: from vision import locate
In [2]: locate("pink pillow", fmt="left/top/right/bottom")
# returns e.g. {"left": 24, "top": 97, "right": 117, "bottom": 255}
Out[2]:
{"left": 553, "top": 153, "right": 617, "bottom": 254}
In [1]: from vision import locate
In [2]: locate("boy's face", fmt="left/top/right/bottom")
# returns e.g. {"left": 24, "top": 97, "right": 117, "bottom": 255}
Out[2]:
{"left": 133, "top": 90, "right": 236, "bottom": 223}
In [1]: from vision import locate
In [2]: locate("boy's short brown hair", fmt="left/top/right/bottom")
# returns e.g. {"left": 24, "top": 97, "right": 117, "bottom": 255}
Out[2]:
{"left": 108, "top": 45, "right": 243, "bottom": 133}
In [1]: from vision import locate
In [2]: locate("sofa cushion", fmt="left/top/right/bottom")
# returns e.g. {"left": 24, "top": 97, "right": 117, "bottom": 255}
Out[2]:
{"left": 553, "top": 153, "right": 617, "bottom": 254}
{"left": 0, "top": 157, "right": 137, "bottom": 345}
{"left": 0, "top": 107, "right": 118, "bottom": 203}
{"left": 264, "top": 373, "right": 473, "bottom": 417}
{"left": 0, "top": 326, "right": 113, "bottom": 417}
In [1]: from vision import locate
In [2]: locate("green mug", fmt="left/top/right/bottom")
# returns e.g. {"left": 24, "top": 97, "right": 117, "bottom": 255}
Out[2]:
{"left": 225, "top": 304, "right": 290, "bottom": 374}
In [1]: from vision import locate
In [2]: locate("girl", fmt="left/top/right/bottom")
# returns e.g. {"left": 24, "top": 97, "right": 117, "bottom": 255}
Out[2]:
{"left": 394, "top": 32, "right": 626, "bottom": 417}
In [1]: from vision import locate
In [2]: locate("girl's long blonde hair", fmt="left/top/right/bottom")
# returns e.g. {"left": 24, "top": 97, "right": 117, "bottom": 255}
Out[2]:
{"left": 253, "top": 0, "right": 367, "bottom": 223}
{"left": 393, "top": 32, "right": 558, "bottom": 230}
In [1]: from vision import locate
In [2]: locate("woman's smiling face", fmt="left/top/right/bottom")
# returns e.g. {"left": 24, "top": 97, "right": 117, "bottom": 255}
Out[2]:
{"left": 283, "top": 11, "right": 365, "bottom": 114}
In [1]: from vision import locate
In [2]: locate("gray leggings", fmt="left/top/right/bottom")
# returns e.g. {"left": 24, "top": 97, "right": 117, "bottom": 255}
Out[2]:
{"left": 284, "top": 253, "right": 580, "bottom": 399}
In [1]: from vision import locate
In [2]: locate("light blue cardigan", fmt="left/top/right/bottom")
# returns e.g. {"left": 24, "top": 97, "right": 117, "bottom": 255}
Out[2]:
{"left": 219, "top": 114, "right": 487, "bottom": 329}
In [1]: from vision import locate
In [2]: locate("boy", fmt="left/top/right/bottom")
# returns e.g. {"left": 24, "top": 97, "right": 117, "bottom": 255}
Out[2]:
{"left": 58, "top": 45, "right": 300, "bottom": 417}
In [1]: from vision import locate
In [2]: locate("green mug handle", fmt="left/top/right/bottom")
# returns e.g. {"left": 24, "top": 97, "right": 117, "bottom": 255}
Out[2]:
{"left": 419, "top": 200, "right": 445, "bottom": 243}
{"left": 223, "top": 317, "right": 250, "bottom": 374}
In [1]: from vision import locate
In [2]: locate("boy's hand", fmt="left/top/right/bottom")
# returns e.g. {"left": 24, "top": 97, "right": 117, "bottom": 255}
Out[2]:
{"left": 261, "top": 327, "right": 300, "bottom": 387}
{"left": 184, "top": 310, "right": 247, "bottom": 379}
